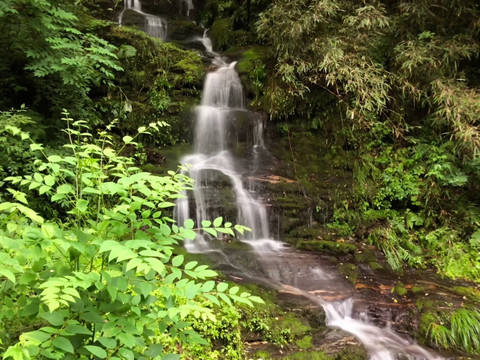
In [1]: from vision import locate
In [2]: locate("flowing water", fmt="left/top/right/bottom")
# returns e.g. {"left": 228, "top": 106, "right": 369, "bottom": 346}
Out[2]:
{"left": 118, "top": 0, "right": 168, "bottom": 40}
{"left": 176, "top": 39, "right": 445, "bottom": 360}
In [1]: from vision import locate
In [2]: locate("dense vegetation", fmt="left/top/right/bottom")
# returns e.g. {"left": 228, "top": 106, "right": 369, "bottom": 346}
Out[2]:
{"left": 204, "top": 0, "right": 480, "bottom": 282}
{"left": 2, "top": 0, "right": 480, "bottom": 358}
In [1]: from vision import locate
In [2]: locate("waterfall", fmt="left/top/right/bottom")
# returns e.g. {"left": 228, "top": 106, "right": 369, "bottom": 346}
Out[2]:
{"left": 176, "top": 56, "right": 273, "bottom": 249}
{"left": 118, "top": 0, "right": 167, "bottom": 41}
{"left": 176, "top": 39, "right": 445, "bottom": 360}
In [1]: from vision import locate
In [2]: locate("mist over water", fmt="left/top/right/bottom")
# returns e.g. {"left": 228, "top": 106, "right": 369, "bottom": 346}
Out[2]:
{"left": 175, "top": 37, "right": 445, "bottom": 360}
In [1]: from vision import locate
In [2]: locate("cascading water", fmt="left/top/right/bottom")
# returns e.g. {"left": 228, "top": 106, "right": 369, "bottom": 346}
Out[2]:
{"left": 177, "top": 38, "right": 446, "bottom": 360}
{"left": 118, "top": 0, "right": 167, "bottom": 40}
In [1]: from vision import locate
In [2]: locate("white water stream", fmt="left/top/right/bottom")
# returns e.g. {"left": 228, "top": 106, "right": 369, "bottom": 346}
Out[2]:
{"left": 118, "top": 0, "right": 168, "bottom": 40}
{"left": 176, "top": 38, "right": 445, "bottom": 360}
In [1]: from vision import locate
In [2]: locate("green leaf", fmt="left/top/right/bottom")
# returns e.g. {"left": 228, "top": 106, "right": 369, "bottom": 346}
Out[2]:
{"left": 47, "top": 155, "right": 62, "bottom": 163}
{"left": 172, "top": 255, "right": 184, "bottom": 267}
{"left": 184, "top": 219, "right": 195, "bottom": 229}
{"left": 202, "top": 281, "right": 215, "bottom": 292}
{"left": 218, "top": 293, "right": 232, "bottom": 306}
{"left": 203, "top": 228, "right": 217, "bottom": 237}
{"left": 0, "top": 268, "right": 16, "bottom": 283}
{"left": 65, "top": 324, "right": 92, "bottom": 335}
{"left": 201, "top": 220, "right": 211, "bottom": 227}
{"left": 145, "top": 257, "right": 166, "bottom": 276}
{"left": 52, "top": 337, "right": 74, "bottom": 354}
{"left": 163, "top": 354, "right": 181, "bottom": 360}
{"left": 229, "top": 286, "right": 239, "bottom": 295}
{"left": 57, "top": 184, "right": 73, "bottom": 194}
{"left": 203, "top": 294, "right": 220, "bottom": 306}
{"left": 122, "top": 136, "right": 133, "bottom": 144}
{"left": 213, "top": 216, "right": 223, "bottom": 227}
{"left": 76, "top": 199, "right": 88, "bottom": 213}
{"left": 20, "top": 330, "right": 51, "bottom": 345}
{"left": 184, "top": 261, "right": 197, "bottom": 270}
{"left": 84, "top": 345, "right": 107, "bottom": 359}
{"left": 44, "top": 175, "right": 55, "bottom": 186}
{"left": 145, "top": 344, "right": 163, "bottom": 357}
{"left": 97, "top": 337, "right": 116, "bottom": 349}
{"left": 216, "top": 282, "right": 228, "bottom": 292}
{"left": 40, "top": 310, "right": 67, "bottom": 326}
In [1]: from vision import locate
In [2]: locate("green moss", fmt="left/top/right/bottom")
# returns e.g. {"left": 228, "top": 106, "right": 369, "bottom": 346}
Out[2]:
{"left": 254, "top": 350, "right": 273, "bottom": 359}
{"left": 354, "top": 249, "right": 376, "bottom": 263}
{"left": 281, "top": 351, "right": 329, "bottom": 360}
{"left": 101, "top": 25, "right": 205, "bottom": 146}
{"left": 411, "top": 284, "right": 425, "bottom": 294}
{"left": 210, "top": 18, "right": 234, "bottom": 50}
{"left": 297, "top": 240, "right": 356, "bottom": 255}
{"left": 393, "top": 281, "right": 407, "bottom": 296}
{"left": 295, "top": 335, "right": 313, "bottom": 350}
{"left": 451, "top": 286, "right": 480, "bottom": 303}
{"left": 368, "top": 261, "right": 383, "bottom": 270}
{"left": 338, "top": 263, "right": 358, "bottom": 285}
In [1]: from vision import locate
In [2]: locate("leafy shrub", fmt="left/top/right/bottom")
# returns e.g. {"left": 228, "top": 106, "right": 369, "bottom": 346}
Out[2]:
{"left": 0, "top": 112, "right": 262, "bottom": 359}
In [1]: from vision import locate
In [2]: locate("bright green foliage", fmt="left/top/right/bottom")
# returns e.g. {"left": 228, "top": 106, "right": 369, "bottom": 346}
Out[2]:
{"left": 425, "top": 308, "right": 480, "bottom": 354}
{"left": 0, "top": 0, "right": 122, "bottom": 117}
{"left": 0, "top": 112, "right": 262, "bottom": 359}
{"left": 0, "top": 110, "right": 44, "bottom": 196}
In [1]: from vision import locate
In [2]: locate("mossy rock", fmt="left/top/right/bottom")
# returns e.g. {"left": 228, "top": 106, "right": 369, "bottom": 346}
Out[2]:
{"left": 331, "top": 347, "right": 368, "bottom": 360}
{"left": 281, "top": 351, "right": 330, "bottom": 360}
{"left": 354, "top": 249, "right": 377, "bottom": 263}
{"left": 297, "top": 240, "right": 356, "bottom": 255}
{"left": 393, "top": 281, "right": 407, "bottom": 296}
{"left": 451, "top": 286, "right": 480, "bottom": 303}
{"left": 295, "top": 335, "right": 313, "bottom": 350}
{"left": 337, "top": 263, "right": 358, "bottom": 285}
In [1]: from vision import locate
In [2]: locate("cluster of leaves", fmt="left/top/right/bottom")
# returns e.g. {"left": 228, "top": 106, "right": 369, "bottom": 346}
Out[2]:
{"left": 254, "top": 0, "right": 480, "bottom": 284}
{"left": 424, "top": 308, "right": 480, "bottom": 355}
{"left": 0, "top": 0, "right": 122, "bottom": 119}
{"left": 0, "top": 112, "right": 262, "bottom": 359}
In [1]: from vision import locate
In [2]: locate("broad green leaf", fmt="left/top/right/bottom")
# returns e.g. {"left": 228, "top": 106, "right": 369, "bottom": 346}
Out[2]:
{"left": 52, "top": 337, "right": 74, "bottom": 354}
{"left": 97, "top": 337, "right": 116, "bottom": 349}
{"left": 57, "top": 184, "right": 73, "bottom": 194}
{"left": 40, "top": 310, "right": 67, "bottom": 326}
{"left": 122, "top": 135, "right": 133, "bottom": 144}
{"left": 0, "top": 268, "right": 16, "bottom": 283}
{"left": 172, "top": 255, "right": 184, "bottom": 267}
{"left": 213, "top": 216, "right": 223, "bottom": 227}
{"left": 216, "top": 282, "right": 228, "bottom": 292}
{"left": 84, "top": 345, "right": 107, "bottom": 359}
{"left": 76, "top": 199, "right": 88, "bottom": 213}
{"left": 44, "top": 175, "right": 55, "bottom": 186}
{"left": 47, "top": 155, "right": 62, "bottom": 163}
{"left": 145, "top": 257, "right": 166, "bottom": 276}
{"left": 184, "top": 261, "right": 197, "bottom": 270}
{"left": 145, "top": 344, "right": 163, "bottom": 357}
{"left": 20, "top": 330, "right": 51, "bottom": 345}
{"left": 202, "top": 280, "right": 215, "bottom": 292}
{"left": 229, "top": 286, "right": 239, "bottom": 295}
{"left": 201, "top": 220, "right": 211, "bottom": 227}
{"left": 203, "top": 294, "right": 220, "bottom": 306}
{"left": 184, "top": 219, "right": 194, "bottom": 229}
{"left": 203, "top": 228, "right": 217, "bottom": 237}
{"left": 65, "top": 324, "right": 92, "bottom": 335}
{"left": 218, "top": 293, "right": 232, "bottom": 306}
{"left": 163, "top": 354, "right": 181, "bottom": 360}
